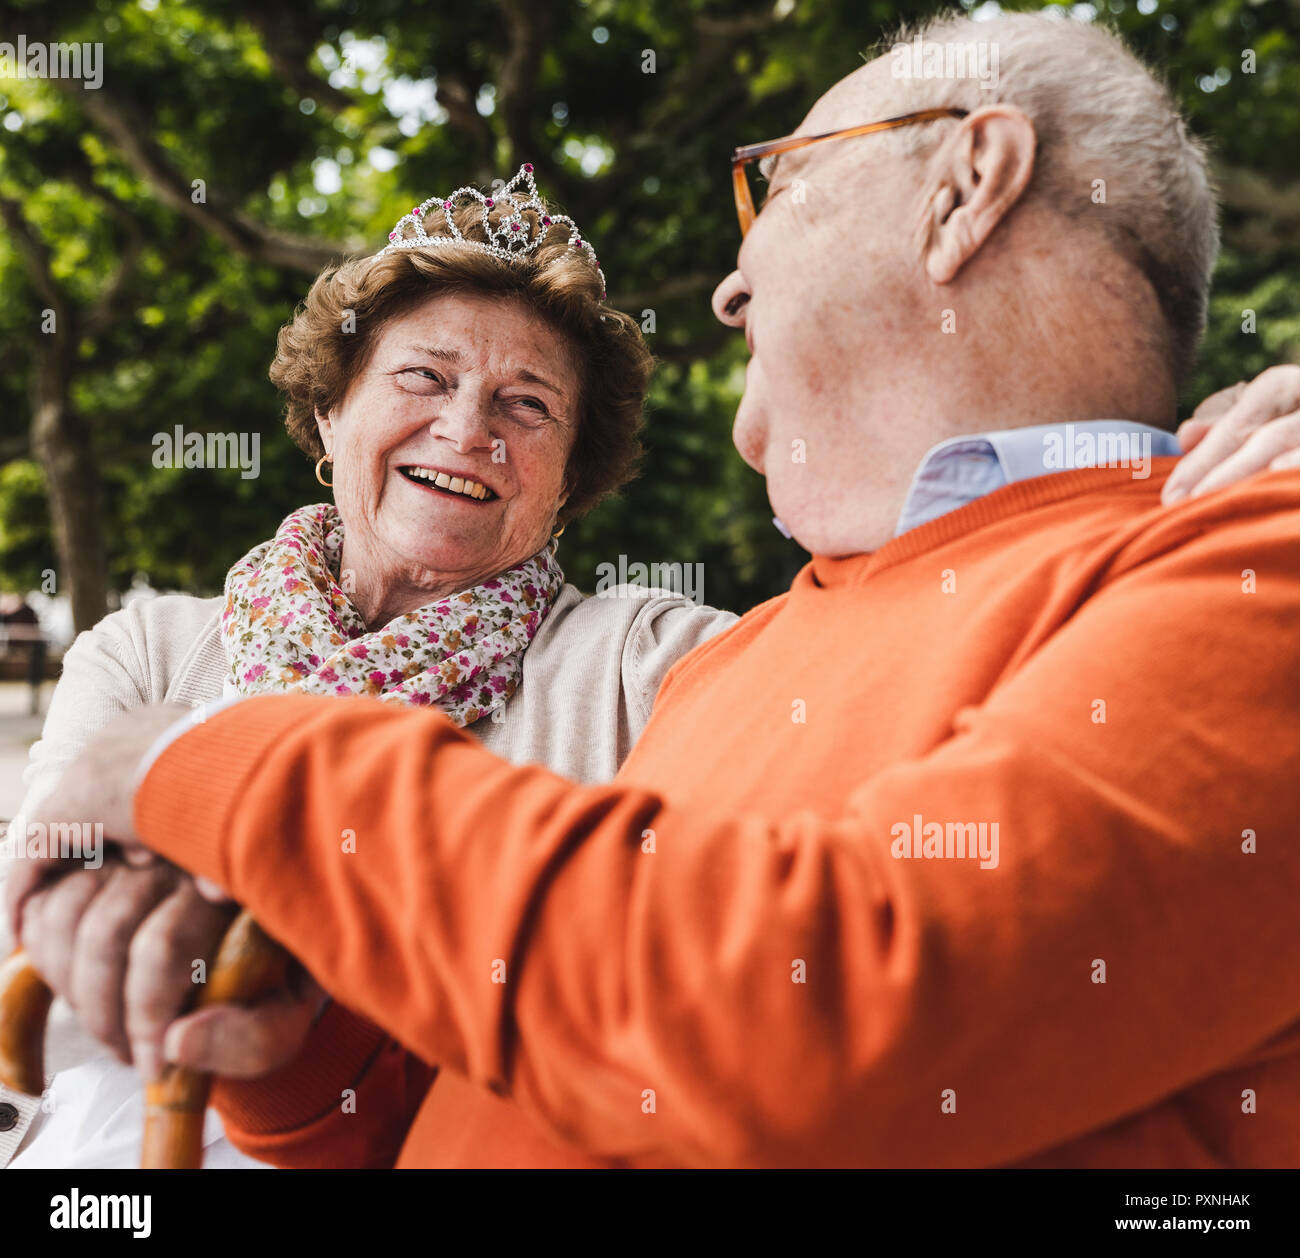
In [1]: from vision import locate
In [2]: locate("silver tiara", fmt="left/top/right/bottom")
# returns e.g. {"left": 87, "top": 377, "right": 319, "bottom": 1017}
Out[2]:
{"left": 378, "top": 162, "right": 606, "bottom": 298}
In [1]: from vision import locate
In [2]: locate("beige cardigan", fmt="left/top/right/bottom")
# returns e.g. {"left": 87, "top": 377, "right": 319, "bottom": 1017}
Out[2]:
{"left": 0, "top": 581, "right": 735, "bottom": 1166}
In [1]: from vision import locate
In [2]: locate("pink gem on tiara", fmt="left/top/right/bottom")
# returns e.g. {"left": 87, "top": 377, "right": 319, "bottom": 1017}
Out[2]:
{"left": 376, "top": 163, "right": 608, "bottom": 298}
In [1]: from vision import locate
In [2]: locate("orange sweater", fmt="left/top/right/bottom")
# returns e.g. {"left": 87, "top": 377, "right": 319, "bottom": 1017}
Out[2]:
{"left": 135, "top": 461, "right": 1300, "bottom": 1167}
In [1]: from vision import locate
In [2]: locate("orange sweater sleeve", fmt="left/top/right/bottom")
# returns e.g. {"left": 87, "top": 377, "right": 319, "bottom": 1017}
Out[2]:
{"left": 209, "top": 1001, "right": 435, "bottom": 1168}
{"left": 134, "top": 513, "right": 1300, "bottom": 1167}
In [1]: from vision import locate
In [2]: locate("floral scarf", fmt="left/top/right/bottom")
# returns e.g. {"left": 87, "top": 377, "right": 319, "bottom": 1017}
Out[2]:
{"left": 221, "top": 502, "right": 564, "bottom": 726}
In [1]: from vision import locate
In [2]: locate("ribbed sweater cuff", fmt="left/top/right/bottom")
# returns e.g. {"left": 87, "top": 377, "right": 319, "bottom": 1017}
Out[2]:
{"left": 132, "top": 694, "right": 324, "bottom": 888}
{"left": 212, "top": 1002, "right": 387, "bottom": 1135}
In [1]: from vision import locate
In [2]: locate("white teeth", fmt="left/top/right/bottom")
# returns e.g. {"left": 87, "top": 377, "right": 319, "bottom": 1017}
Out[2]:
{"left": 404, "top": 467, "right": 490, "bottom": 500}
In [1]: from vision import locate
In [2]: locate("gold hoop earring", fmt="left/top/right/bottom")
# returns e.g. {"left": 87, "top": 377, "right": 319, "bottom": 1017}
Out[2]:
{"left": 315, "top": 455, "right": 333, "bottom": 488}
{"left": 551, "top": 522, "right": 565, "bottom": 540}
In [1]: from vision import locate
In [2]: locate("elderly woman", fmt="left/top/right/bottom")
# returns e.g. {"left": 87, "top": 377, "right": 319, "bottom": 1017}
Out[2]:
{"left": 0, "top": 165, "right": 736, "bottom": 1168}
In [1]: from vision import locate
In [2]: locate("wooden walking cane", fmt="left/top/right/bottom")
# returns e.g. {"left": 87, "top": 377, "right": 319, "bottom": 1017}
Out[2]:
{"left": 0, "top": 908, "right": 288, "bottom": 1168}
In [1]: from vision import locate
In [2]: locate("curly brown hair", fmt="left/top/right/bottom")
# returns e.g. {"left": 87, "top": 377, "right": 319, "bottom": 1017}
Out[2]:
{"left": 269, "top": 194, "right": 653, "bottom": 524}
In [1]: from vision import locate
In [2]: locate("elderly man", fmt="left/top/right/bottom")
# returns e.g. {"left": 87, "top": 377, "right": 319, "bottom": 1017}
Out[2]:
{"left": 8, "top": 12, "right": 1300, "bottom": 1168}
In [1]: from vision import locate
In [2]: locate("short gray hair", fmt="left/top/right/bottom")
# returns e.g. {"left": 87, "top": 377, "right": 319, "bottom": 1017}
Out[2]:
{"left": 881, "top": 10, "right": 1218, "bottom": 384}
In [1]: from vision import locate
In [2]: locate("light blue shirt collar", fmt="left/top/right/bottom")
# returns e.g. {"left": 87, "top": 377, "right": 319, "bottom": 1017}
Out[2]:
{"left": 894, "top": 419, "right": 1181, "bottom": 537}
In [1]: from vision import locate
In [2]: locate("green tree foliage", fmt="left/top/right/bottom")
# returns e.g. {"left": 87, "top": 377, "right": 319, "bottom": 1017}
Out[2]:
{"left": 0, "top": 0, "right": 1297, "bottom": 620}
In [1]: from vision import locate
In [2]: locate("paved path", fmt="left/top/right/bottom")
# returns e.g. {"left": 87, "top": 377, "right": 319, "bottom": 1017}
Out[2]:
{"left": 0, "top": 682, "right": 55, "bottom": 818}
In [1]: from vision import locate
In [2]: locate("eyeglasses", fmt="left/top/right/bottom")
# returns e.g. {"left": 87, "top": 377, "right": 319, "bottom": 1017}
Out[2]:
{"left": 730, "top": 108, "right": 969, "bottom": 238}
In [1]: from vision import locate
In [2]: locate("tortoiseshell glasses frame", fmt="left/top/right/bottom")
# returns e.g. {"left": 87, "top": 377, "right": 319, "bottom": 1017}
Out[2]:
{"left": 730, "top": 107, "right": 970, "bottom": 237}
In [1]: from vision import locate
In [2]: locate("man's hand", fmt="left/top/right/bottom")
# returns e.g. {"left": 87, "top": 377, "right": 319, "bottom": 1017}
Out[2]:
{"left": 16, "top": 855, "right": 325, "bottom": 1080}
{"left": 162, "top": 968, "right": 326, "bottom": 1079}
{"left": 4, "top": 700, "right": 324, "bottom": 1080}
{"left": 1163, "top": 364, "right": 1300, "bottom": 504}
{"left": 15, "top": 854, "right": 235, "bottom": 1078}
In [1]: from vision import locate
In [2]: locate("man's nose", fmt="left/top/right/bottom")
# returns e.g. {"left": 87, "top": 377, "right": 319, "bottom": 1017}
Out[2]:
{"left": 711, "top": 269, "right": 751, "bottom": 328}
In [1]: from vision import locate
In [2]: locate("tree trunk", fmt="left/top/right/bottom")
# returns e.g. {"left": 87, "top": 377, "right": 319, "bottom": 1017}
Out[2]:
{"left": 28, "top": 331, "right": 108, "bottom": 633}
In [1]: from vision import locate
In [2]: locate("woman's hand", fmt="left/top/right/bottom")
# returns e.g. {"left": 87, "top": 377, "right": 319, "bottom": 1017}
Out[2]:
{"left": 4, "top": 702, "right": 197, "bottom": 940}
{"left": 1163, "top": 364, "right": 1300, "bottom": 504}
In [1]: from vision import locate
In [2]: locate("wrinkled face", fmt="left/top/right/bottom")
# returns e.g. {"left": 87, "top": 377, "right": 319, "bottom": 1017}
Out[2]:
{"left": 711, "top": 58, "right": 945, "bottom": 554}
{"left": 317, "top": 292, "right": 581, "bottom": 585}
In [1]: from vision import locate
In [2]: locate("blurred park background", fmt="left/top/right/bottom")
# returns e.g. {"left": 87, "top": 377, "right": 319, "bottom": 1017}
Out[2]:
{"left": 0, "top": 0, "right": 1298, "bottom": 787}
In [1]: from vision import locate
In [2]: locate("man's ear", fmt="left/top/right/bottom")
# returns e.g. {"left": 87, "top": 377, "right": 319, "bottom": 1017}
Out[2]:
{"left": 923, "top": 105, "right": 1037, "bottom": 286}
{"left": 314, "top": 406, "right": 334, "bottom": 457}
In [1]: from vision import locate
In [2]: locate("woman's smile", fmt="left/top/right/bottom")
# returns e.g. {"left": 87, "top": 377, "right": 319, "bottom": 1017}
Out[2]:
{"left": 395, "top": 464, "right": 500, "bottom": 502}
